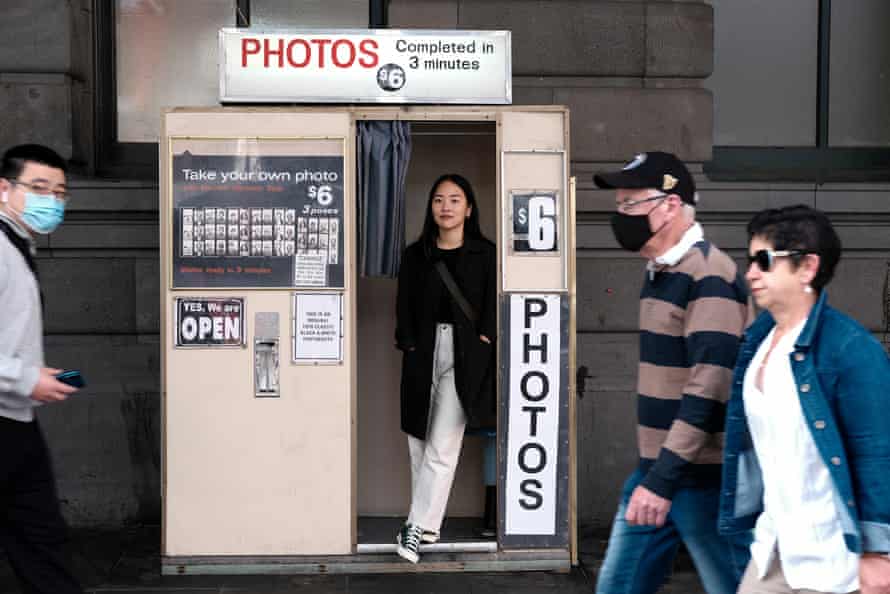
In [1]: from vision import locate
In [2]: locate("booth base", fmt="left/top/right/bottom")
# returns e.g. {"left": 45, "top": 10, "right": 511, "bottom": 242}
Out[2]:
{"left": 161, "top": 550, "right": 571, "bottom": 575}
{"left": 357, "top": 516, "right": 492, "bottom": 545}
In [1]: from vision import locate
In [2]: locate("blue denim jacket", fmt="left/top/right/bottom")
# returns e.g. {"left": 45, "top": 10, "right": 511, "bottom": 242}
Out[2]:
{"left": 718, "top": 291, "right": 890, "bottom": 554}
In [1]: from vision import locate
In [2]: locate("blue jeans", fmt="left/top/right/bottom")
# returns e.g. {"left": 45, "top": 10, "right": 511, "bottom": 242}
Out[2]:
{"left": 595, "top": 469, "right": 751, "bottom": 594}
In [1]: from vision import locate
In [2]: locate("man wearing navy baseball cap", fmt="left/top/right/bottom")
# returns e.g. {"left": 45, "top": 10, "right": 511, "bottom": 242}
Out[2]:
{"left": 593, "top": 152, "right": 752, "bottom": 594}
{"left": 594, "top": 151, "right": 698, "bottom": 252}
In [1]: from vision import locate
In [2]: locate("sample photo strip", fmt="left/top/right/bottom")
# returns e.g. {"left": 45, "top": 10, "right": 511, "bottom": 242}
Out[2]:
{"left": 328, "top": 235, "right": 339, "bottom": 264}
{"left": 179, "top": 205, "right": 333, "bottom": 261}
{"left": 181, "top": 208, "right": 193, "bottom": 256}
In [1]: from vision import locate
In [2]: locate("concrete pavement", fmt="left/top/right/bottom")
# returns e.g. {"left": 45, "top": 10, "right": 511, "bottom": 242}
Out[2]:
{"left": 0, "top": 526, "right": 706, "bottom": 593}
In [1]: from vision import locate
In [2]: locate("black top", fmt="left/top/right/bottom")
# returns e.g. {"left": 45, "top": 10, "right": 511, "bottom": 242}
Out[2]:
{"left": 435, "top": 246, "right": 461, "bottom": 322}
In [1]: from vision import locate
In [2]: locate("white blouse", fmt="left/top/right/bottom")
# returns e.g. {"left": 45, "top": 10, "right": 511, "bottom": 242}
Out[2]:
{"left": 742, "top": 319, "right": 859, "bottom": 592}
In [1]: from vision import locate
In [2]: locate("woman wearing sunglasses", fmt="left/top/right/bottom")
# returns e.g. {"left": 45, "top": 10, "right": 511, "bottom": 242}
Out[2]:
{"left": 719, "top": 205, "right": 890, "bottom": 594}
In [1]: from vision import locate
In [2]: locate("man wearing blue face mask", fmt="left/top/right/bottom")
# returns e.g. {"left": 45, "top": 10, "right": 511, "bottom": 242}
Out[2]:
{"left": 0, "top": 144, "right": 83, "bottom": 593}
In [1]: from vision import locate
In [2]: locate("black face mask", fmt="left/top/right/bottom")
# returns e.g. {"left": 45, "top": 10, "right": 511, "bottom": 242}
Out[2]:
{"left": 610, "top": 198, "right": 670, "bottom": 252}
{"left": 610, "top": 211, "right": 656, "bottom": 252}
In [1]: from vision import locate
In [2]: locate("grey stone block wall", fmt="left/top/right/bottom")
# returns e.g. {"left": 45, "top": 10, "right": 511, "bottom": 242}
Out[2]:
{"left": 391, "top": 1, "right": 713, "bottom": 77}
{"left": 0, "top": 74, "right": 73, "bottom": 159}
{"left": 0, "top": 0, "right": 77, "bottom": 161}
{"left": 556, "top": 87, "right": 713, "bottom": 161}
{"left": 0, "top": 1, "right": 71, "bottom": 73}
{"left": 35, "top": 180, "right": 162, "bottom": 527}
{"left": 4, "top": 0, "right": 888, "bottom": 535}
{"left": 390, "top": 1, "right": 715, "bottom": 162}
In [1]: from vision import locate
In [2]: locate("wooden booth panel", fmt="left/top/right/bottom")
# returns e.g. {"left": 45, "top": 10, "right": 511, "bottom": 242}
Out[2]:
{"left": 499, "top": 111, "right": 568, "bottom": 293}
{"left": 162, "top": 110, "right": 354, "bottom": 555}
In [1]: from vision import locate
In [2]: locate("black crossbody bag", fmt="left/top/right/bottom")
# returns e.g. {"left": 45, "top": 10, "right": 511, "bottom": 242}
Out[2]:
{"left": 434, "top": 260, "right": 477, "bottom": 323}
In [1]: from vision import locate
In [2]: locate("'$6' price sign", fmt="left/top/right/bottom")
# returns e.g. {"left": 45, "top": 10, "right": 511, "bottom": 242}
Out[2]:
{"left": 308, "top": 185, "right": 334, "bottom": 205}
{"left": 513, "top": 192, "right": 557, "bottom": 252}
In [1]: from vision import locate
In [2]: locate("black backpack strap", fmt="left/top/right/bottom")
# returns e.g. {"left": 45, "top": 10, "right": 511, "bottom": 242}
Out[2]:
{"left": 434, "top": 259, "right": 477, "bottom": 323}
{"left": 0, "top": 219, "right": 38, "bottom": 279}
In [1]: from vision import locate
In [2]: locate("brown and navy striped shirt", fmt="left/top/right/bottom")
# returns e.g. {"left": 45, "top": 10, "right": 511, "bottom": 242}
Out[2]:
{"left": 637, "top": 239, "right": 750, "bottom": 498}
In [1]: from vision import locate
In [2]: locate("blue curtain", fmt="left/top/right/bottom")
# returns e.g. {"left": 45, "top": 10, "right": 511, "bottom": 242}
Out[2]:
{"left": 357, "top": 121, "right": 412, "bottom": 278}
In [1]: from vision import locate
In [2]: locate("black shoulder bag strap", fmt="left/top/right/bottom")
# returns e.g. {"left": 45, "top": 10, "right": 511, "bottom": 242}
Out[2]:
{"left": 0, "top": 219, "right": 44, "bottom": 309}
{"left": 0, "top": 219, "right": 39, "bottom": 280}
{"left": 434, "top": 260, "right": 477, "bottom": 323}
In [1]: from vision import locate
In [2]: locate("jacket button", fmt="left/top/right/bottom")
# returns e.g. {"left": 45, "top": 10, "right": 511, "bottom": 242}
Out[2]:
{"left": 814, "top": 420, "right": 826, "bottom": 430}
{"left": 794, "top": 352, "right": 805, "bottom": 361}
{"left": 831, "top": 456, "right": 842, "bottom": 466}
{"left": 800, "top": 383, "right": 811, "bottom": 393}
{"left": 847, "top": 499, "right": 855, "bottom": 507}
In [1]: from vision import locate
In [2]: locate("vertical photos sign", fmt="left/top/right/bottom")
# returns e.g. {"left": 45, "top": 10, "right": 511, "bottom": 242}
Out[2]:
{"left": 501, "top": 294, "right": 569, "bottom": 546}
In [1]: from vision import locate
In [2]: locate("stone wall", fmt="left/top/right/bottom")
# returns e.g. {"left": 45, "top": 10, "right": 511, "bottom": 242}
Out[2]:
{"left": 1, "top": 0, "right": 888, "bottom": 531}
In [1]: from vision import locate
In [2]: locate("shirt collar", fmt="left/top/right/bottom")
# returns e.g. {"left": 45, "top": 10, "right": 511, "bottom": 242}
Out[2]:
{"left": 776, "top": 317, "right": 808, "bottom": 355}
{"left": 794, "top": 290, "right": 828, "bottom": 350}
{"left": 646, "top": 222, "right": 703, "bottom": 275}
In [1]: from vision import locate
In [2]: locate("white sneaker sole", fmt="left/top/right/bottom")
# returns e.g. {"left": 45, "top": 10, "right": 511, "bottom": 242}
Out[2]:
{"left": 396, "top": 545, "right": 419, "bottom": 564}
{"left": 421, "top": 533, "right": 439, "bottom": 544}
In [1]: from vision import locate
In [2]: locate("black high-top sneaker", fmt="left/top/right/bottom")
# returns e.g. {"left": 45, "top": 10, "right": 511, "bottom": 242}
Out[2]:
{"left": 396, "top": 523, "right": 423, "bottom": 564}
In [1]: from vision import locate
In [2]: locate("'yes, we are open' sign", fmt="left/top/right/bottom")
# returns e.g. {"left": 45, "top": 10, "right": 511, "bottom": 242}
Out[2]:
{"left": 175, "top": 297, "right": 245, "bottom": 348}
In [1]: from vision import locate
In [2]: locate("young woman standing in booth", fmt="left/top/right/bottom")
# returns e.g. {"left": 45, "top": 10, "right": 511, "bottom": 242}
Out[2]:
{"left": 394, "top": 174, "right": 497, "bottom": 564}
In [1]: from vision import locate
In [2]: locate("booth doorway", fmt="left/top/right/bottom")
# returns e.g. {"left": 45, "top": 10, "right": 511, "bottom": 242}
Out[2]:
{"left": 356, "top": 121, "right": 498, "bottom": 550}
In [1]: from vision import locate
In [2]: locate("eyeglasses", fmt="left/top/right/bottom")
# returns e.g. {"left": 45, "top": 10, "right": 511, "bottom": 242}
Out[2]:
{"left": 616, "top": 193, "right": 668, "bottom": 213}
{"left": 10, "top": 179, "right": 69, "bottom": 201}
{"left": 747, "top": 249, "right": 807, "bottom": 272}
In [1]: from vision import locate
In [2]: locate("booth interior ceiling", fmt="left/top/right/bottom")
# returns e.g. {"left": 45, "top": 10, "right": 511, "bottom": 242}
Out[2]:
{"left": 358, "top": 121, "right": 412, "bottom": 278}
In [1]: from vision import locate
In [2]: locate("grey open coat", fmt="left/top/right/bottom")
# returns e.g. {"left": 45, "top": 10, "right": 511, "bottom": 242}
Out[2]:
{"left": 395, "top": 238, "right": 497, "bottom": 440}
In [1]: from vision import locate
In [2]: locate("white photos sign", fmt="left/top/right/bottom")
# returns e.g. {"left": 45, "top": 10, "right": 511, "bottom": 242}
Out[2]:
{"left": 505, "top": 294, "right": 562, "bottom": 535}
{"left": 219, "top": 29, "right": 511, "bottom": 104}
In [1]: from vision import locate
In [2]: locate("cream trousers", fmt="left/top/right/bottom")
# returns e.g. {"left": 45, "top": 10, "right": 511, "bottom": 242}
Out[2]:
{"left": 407, "top": 323, "right": 467, "bottom": 532}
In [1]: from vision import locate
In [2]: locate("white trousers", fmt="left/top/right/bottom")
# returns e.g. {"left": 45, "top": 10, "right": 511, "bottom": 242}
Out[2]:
{"left": 407, "top": 323, "right": 467, "bottom": 532}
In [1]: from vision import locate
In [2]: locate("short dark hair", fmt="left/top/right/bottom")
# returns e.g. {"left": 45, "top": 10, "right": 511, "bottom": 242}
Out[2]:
{"left": 419, "top": 173, "right": 487, "bottom": 257}
{"left": 747, "top": 205, "right": 842, "bottom": 291}
{"left": 1, "top": 144, "right": 67, "bottom": 180}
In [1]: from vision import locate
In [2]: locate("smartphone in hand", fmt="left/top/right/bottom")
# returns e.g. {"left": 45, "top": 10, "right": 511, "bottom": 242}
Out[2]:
{"left": 55, "top": 370, "right": 86, "bottom": 389}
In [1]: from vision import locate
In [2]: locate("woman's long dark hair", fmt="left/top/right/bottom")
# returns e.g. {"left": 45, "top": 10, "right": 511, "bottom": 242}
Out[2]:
{"left": 419, "top": 173, "right": 484, "bottom": 258}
